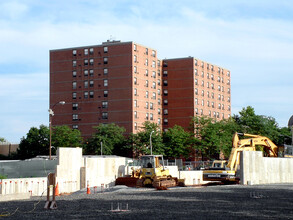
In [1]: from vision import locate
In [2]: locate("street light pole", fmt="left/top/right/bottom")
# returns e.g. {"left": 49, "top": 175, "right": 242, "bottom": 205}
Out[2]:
{"left": 49, "top": 101, "right": 65, "bottom": 160}
{"left": 150, "top": 130, "right": 154, "bottom": 155}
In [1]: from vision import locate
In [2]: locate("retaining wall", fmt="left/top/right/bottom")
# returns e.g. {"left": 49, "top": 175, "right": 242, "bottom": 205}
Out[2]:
{"left": 240, "top": 151, "right": 293, "bottom": 185}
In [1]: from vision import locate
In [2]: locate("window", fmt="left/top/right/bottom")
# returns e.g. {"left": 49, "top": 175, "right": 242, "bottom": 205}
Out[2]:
{"left": 72, "top": 103, "right": 78, "bottom": 110}
{"left": 73, "top": 60, "right": 77, "bottom": 67}
{"left": 157, "top": 79, "right": 161, "bottom": 86}
{"left": 195, "top": 89, "right": 198, "bottom": 95}
{"left": 134, "top": 88, "right": 137, "bottom": 96}
{"left": 218, "top": 104, "right": 221, "bottom": 109}
{"left": 104, "top": 46, "right": 108, "bottom": 53}
{"left": 158, "top": 108, "right": 161, "bottom": 115}
{"left": 89, "top": 69, "right": 94, "bottom": 76}
{"left": 152, "top": 50, "right": 156, "bottom": 57}
{"left": 145, "top": 113, "right": 149, "bottom": 120}
{"left": 152, "top": 61, "right": 156, "bottom": 68}
{"left": 201, "top": 71, "right": 204, "bottom": 77}
{"left": 73, "top": 82, "right": 77, "bottom": 89}
{"left": 207, "top": 73, "right": 209, "bottom": 79}
{"left": 158, "top": 99, "right": 161, "bottom": 105}
{"left": 84, "top": 81, "right": 88, "bottom": 88}
{"left": 195, "top": 69, "right": 198, "bottom": 76}
{"left": 145, "top": 69, "right": 148, "bottom": 76}
{"left": 195, "top": 98, "right": 198, "bottom": 105}
{"left": 222, "top": 104, "right": 225, "bottom": 110}
{"left": 90, "top": 91, "right": 94, "bottom": 98}
{"left": 201, "top": 62, "right": 204, "bottom": 68}
{"left": 134, "top": 77, "right": 137, "bottom": 85}
{"left": 164, "top": 109, "right": 168, "bottom": 115}
{"left": 195, "top": 79, "right": 198, "bottom": 85}
{"left": 146, "top": 102, "right": 149, "bottom": 109}
{"left": 84, "top": 48, "right": 88, "bottom": 55}
{"left": 72, "top": 92, "right": 77, "bottom": 99}
{"left": 212, "top": 102, "right": 214, "bottom": 108}
{"left": 227, "top": 71, "right": 230, "bottom": 77}
{"left": 163, "top": 80, "right": 168, "bottom": 86}
{"left": 134, "top": 122, "right": 137, "bottom": 130}
{"left": 222, "top": 86, "right": 224, "bottom": 92}
{"left": 194, "top": 59, "right": 198, "bottom": 66}
{"left": 73, "top": 71, "right": 77, "bottom": 77}
{"left": 152, "top": 82, "right": 156, "bottom": 89}
{"left": 201, "top": 90, "right": 204, "bottom": 96}
{"left": 158, "top": 118, "right": 161, "bottom": 125}
{"left": 134, "top": 66, "right": 137, "bottom": 73}
{"left": 145, "top": 80, "right": 148, "bottom": 87}
{"left": 90, "top": 80, "right": 94, "bottom": 87}
{"left": 200, "top": 109, "right": 203, "bottom": 115}
{"left": 89, "top": 48, "right": 94, "bottom": 54}
{"left": 73, "top": 114, "right": 78, "bottom": 121}
{"left": 218, "top": 76, "right": 220, "bottom": 82}
{"left": 134, "top": 44, "right": 137, "bottom": 51}
{"left": 207, "top": 91, "right": 210, "bottom": 97}
{"left": 222, "top": 95, "right": 224, "bottom": 101}
{"left": 209, "top": 111, "right": 211, "bottom": 116}
{"left": 217, "top": 112, "right": 219, "bottom": 118}
{"left": 150, "top": 113, "right": 153, "bottom": 120}
{"left": 228, "top": 106, "right": 231, "bottom": 111}
{"left": 211, "top": 83, "right": 214, "bottom": 89}
{"left": 104, "top": 68, "right": 108, "bottom": 75}
{"left": 102, "top": 101, "right": 108, "bottom": 108}
{"left": 152, "top": 71, "right": 156, "bottom": 78}
{"left": 201, "top": 80, "right": 204, "bottom": 86}
{"left": 164, "top": 119, "right": 168, "bottom": 125}
{"left": 84, "top": 59, "right": 88, "bottom": 66}
{"left": 211, "top": 74, "right": 214, "bottom": 80}
{"left": 150, "top": 102, "right": 154, "bottom": 110}
{"left": 103, "top": 57, "right": 108, "bottom": 64}
{"left": 104, "top": 90, "right": 108, "bottom": 97}
{"left": 163, "top": 71, "right": 168, "bottom": 76}
{"left": 73, "top": 50, "right": 77, "bottom": 56}
{"left": 207, "top": 101, "right": 210, "bottom": 107}
{"left": 145, "top": 48, "right": 148, "bottom": 55}
{"left": 228, "top": 97, "right": 230, "bottom": 102}
{"left": 228, "top": 88, "right": 230, "bottom": 93}
{"left": 218, "top": 85, "right": 221, "bottom": 91}
{"left": 134, "top": 111, "right": 137, "bottom": 119}
{"left": 89, "top": 58, "right": 94, "bottom": 65}
{"left": 207, "top": 63, "right": 209, "bottom": 69}
{"left": 102, "top": 112, "right": 108, "bottom": 119}
{"left": 73, "top": 125, "right": 78, "bottom": 129}
{"left": 211, "top": 93, "right": 214, "bottom": 98}
{"left": 218, "top": 94, "right": 221, "bottom": 100}
{"left": 211, "top": 65, "right": 214, "bottom": 71}
{"left": 157, "top": 89, "right": 161, "bottom": 95}
{"left": 145, "top": 59, "right": 148, "bottom": 66}
{"left": 164, "top": 99, "right": 168, "bottom": 105}
{"left": 145, "top": 91, "right": 148, "bottom": 98}
{"left": 163, "top": 90, "right": 168, "bottom": 96}
{"left": 84, "top": 70, "right": 88, "bottom": 76}
{"left": 134, "top": 55, "right": 137, "bottom": 63}
{"left": 104, "top": 79, "right": 108, "bottom": 87}
{"left": 84, "top": 91, "right": 88, "bottom": 98}
{"left": 195, "top": 108, "right": 198, "bottom": 114}
{"left": 134, "top": 100, "right": 137, "bottom": 107}
{"left": 201, "top": 100, "right": 204, "bottom": 106}
{"left": 207, "top": 82, "right": 209, "bottom": 88}
{"left": 218, "top": 67, "right": 220, "bottom": 73}
{"left": 227, "top": 79, "right": 230, "bottom": 85}
{"left": 152, "top": 92, "right": 156, "bottom": 99}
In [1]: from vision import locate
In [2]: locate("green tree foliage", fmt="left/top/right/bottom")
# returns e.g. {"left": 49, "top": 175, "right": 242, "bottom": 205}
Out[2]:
{"left": 83, "top": 123, "right": 126, "bottom": 155}
{"left": 0, "top": 137, "right": 6, "bottom": 142}
{"left": 52, "top": 125, "right": 82, "bottom": 148}
{"left": 126, "top": 122, "right": 164, "bottom": 157}
{"left": 163, "top": 125, "right": 196, "bottom": 158}
{"left": 17, "top": 125, "right": 49, "bottom": 159}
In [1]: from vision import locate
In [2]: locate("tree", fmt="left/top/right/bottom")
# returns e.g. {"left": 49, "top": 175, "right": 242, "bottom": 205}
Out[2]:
{"left": 83, "top": 123, "right": 126, "bottom": 155}
{"left": 163, "top": 125, "right": 196, "bottom": 158}
{"left": 0, "top": 137, "right": 6, "bottom": 143}
{"left": 52, "top": 125, "right": 82, "bottom": 148}
{"left": 17, "top": 125, "right": 49, "bottom": 159}
{"left": 128, "top": 122, "right": 164, "bottom": 157}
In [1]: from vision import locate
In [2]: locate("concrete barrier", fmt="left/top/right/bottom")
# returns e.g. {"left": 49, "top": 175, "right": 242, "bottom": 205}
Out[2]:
{"left": 179, "top": 171, "right": 204, "bottom": 185}
{"left": 240, "top": 151, "right": 293, "bottom": 185}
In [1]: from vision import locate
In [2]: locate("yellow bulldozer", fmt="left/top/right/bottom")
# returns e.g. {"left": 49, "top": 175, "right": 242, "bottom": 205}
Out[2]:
{"left": 116, "top": 155, "right": 185, "bottom": 188}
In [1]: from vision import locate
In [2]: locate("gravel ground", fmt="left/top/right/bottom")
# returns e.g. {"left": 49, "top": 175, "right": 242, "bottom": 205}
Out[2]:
{"left": 1, "top": 184, "right": 293, "bottom": 219}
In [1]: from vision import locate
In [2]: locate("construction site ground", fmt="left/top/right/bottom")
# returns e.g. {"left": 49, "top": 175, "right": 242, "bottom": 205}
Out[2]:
{"left": 1, "top": 184, "right": 293, "bottom": 219}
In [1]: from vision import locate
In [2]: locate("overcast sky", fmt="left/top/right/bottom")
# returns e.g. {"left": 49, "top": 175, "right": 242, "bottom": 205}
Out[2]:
{"left": 1, "top": 0, "right": 293, "bottom": 143}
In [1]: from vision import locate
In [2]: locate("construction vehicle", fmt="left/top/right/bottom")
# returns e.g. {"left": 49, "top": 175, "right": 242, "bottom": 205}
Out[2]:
{"left": 203, "top": 132, "right": 281, "bottom": 183}
{"left": 116, "top": 155, "right": 185, "bottom": 188}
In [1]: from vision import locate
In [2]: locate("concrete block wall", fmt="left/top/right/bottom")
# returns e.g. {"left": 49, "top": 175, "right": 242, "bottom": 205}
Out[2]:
{"left": 179, "top": 171, "right": 204, "bottom": 185}
{"left": 240, "top": 151, "right": 293, "bottom": 185}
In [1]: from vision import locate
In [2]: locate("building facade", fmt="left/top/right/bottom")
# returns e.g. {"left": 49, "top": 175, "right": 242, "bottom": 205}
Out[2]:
{"left": 50, "top": 40, "right": 231, "bottom": 139}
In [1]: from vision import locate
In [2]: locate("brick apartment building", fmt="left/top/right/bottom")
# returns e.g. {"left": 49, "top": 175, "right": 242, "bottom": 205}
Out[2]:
{"left": 50, "top": 40, "right": 231, "bottom": 139}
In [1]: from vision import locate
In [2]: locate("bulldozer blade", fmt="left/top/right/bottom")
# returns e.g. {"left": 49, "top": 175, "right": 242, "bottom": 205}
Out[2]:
{"left": 115, "top": 177, "right": 139, "bottom": 187}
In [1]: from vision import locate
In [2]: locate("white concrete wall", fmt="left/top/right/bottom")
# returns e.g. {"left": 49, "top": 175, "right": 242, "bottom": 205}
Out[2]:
{"left": 179, "top": 171, "right": 204, "bottom": 185}
{"left": 0, "top": 177, "right": 47, "bottom": 196}
{"left": 85, "top": 157, "right": 126, "bottom": 188}
{"left": 240, "top": 151, "right": 293, "bottom": 185}
{"left": 55, "top": 147, "right": 83, "bottom": 193}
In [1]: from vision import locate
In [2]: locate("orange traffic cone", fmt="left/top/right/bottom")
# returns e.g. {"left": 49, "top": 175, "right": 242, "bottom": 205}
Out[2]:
{"left": 87, "top": 185, "right": 91, "bottom": 194}
{"left": 55, "top": 182, "right": 60, "bottom": 196}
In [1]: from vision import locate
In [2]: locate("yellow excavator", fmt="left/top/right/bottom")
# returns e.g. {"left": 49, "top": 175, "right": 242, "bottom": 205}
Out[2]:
{"left": 116, "top": 155, "right": 184, "bottom": 188}
{"left": 203, "top": 132, "right": 281, "bottom": 183}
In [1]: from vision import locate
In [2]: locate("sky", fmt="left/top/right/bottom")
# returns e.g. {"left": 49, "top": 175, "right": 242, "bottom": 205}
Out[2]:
{"left": 0, "top": 0, "right": 293, "bottom": 143}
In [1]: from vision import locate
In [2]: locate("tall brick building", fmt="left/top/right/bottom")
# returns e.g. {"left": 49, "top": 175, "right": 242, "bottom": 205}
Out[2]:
{"left": 50, "top": 40, "right": 231, "bottom": 139}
